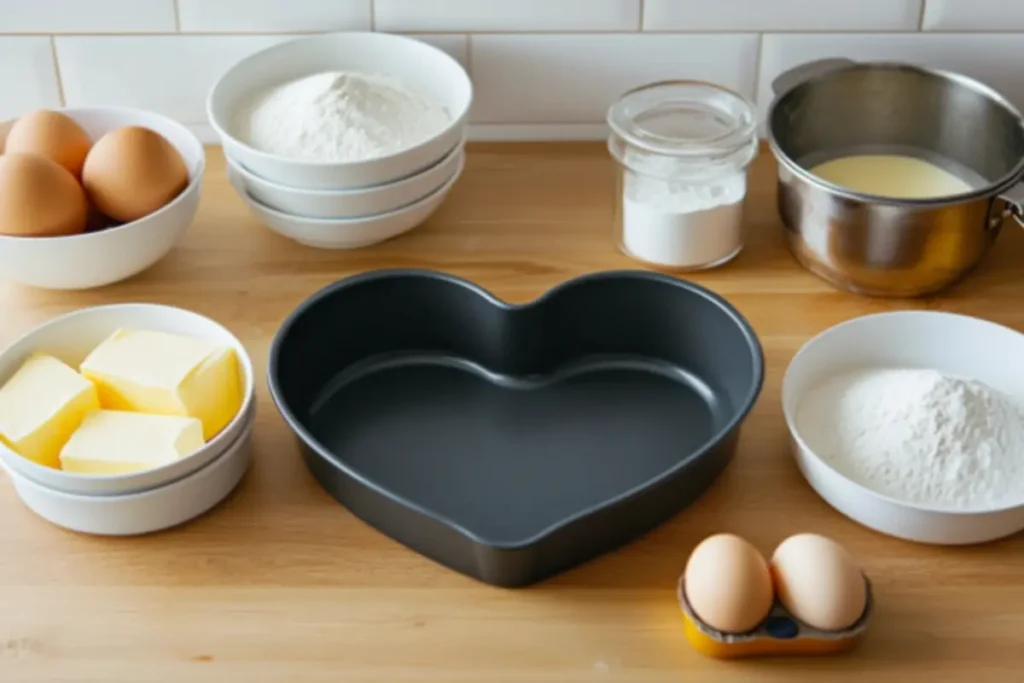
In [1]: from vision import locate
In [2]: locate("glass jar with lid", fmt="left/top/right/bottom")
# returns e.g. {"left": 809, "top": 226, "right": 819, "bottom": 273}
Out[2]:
{"left": 607, "top": 81, "right": 758, "bottom": 270}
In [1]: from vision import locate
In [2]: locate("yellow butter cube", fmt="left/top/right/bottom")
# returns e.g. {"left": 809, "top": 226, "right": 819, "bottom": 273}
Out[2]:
{"left": 0, "top": 353, "right": 100, "bottom": 469}
{"left": 80, "top": 329, "right": 243, "bottom": 440}
{"left": 60, "top": 410, "right": 205, "bottom": 474}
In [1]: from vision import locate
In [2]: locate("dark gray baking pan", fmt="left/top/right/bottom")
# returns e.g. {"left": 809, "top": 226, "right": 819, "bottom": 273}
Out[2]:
{"left": 268, "top": 269, "right": 764, "bottom": 587}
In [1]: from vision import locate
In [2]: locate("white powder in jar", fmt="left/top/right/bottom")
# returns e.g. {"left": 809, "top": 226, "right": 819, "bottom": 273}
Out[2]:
{"left": 620, "top": 167, "right": 746, "bottom": 269}
{"left": 234, "top": 71, "right": 451, "bottom": 163}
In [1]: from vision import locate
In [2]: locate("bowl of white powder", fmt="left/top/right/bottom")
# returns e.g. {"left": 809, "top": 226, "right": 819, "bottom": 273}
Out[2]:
{"left": 782, "top": 311, "right": 1024, "bottom": 545}
{"left": 208, "top": 32, "right": 471, "bottom": 190}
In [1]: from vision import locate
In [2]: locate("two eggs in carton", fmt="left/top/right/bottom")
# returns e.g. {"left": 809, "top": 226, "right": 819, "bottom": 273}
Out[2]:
{"left": 0, "top": 329, "right": 242, "bottom": 475}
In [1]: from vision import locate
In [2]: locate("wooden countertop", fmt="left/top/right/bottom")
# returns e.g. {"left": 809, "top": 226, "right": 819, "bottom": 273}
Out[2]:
{"left": 2, "top": 144, "right": 1023, "bottom": 682}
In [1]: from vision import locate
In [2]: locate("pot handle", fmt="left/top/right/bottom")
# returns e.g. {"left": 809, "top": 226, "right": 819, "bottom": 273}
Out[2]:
{"left": 1001, "top": 182, "right": 1024, "bottom": 228}
{"left": 771, "top": 57, "right": 857, "bottom": 96}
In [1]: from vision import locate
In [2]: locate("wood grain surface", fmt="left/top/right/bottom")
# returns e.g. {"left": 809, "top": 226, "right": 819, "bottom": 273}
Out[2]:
{"left": 1, "top": 143, "right": 1022, "bottom": 682}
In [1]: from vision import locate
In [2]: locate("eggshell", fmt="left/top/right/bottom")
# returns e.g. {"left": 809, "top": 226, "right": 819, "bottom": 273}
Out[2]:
{"left": 5, "top": 109, "right": 92, "bottom": 178}
{"left": 82, "top": 126, "right": 189, "bottom": 223}
{"left": 770, "top": 534, "right": 867, "bottom": 632}
{"left": 0, "top": 153, "right": 88, "bottom": 237}
{"left": 683, "top": 534, "right": 774, "bottom": 634}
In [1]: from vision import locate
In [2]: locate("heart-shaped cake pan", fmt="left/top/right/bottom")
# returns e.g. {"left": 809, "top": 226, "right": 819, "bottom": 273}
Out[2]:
{"left": 269, "top": 269, "right": 764, "bottom": 587}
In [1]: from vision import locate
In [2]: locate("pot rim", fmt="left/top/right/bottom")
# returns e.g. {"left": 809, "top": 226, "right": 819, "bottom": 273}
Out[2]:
{"left": 766, "top": 60, "right": 1024, "bottom": 207}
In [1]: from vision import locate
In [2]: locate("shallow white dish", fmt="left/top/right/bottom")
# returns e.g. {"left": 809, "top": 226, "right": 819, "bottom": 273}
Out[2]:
{"left": 0, "top": 303, "right": 255, "bottom": 496}
{"left": 231, "top": 152, "right": 463, "bottom": 249}
{"left": 208, "top": 32, "right": 472, "bottom": 190}
{"left": 226, "top": 142, "right": 463, "bottom": 219}
{"left": 0, "top": 107, "right": 204, "bottom": 290}
{"left": 3, "top": 405, "right": 253, "bottom": 536}
{"left": 782, "top": 311, "right": 1024, "bottom": 545}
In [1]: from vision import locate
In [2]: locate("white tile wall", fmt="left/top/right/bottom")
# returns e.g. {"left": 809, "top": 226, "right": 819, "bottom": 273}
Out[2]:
{"left": 471, "top": 34, "right": 758, "bottom": 124}
{"left": 177, "top": 0, "right": 371, "bottom": 33}
{"left": 0, "top": 0, "right": 175, "bottom": 33}
{"left": 1, "top": 0, "right": 1023, "bottom": 141}
{"left": 922, "top": 0, "right": 1024, "bottom": 31}
{"left": 0, "top": 38, "right": 62, "bottom": 120}
{"left": 643, "top": 0, "right": 923, "bottom": 32}
{"left": 375, "top": 0, "right": 640, "bottom": 32}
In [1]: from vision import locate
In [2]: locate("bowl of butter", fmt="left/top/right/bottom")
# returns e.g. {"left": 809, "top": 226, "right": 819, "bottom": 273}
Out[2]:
{"left": 0, "top": 304, "right": 254, "bottom": 497}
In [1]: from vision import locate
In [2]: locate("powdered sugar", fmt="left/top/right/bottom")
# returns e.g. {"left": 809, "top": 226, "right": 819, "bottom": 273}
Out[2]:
{"left": 796, "top": 368, "right": 1024, "bottom": 510}
{"left": 235, "top": 71, "right": 451, "bottom": 163}
{"left": 621, "top": 170, "right": 746, "bottom": 269}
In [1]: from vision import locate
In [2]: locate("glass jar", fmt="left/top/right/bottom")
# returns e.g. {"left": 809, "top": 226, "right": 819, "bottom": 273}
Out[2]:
{"left": 607, "top": 81, "right": 758, "bottom": 271}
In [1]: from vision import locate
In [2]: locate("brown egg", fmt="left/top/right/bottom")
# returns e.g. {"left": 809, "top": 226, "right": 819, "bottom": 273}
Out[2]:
{"left": 5, "top": 109, "right": 92, "bottom": 178}
{"left": 81, "top": 126, "right": 189, "bottom": 222}
{"left": 683, "top": 534, "right": 774, "bottom": 633}
{"left": 770, "top": 534, "right": 868, "bottom": 632}
{"left": 0, "top": 153, "right": 88, "bottom": 237}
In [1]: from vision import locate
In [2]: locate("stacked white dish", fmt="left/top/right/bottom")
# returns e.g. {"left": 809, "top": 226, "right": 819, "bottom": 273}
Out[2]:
{"left": 0, "top": 304, "right": 255, "bottom": 535}
{"left": 208, "top": 32, "right": 472, "bottom": 249}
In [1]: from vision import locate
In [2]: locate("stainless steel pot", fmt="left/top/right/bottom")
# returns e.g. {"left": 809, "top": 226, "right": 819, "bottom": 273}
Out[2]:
{"left": 767, "top": 58, "right": 1024, "bottom": 297}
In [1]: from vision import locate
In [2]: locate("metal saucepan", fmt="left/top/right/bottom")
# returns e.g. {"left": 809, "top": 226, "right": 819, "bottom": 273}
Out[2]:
{"left": 767, "top": 58, "right": 1024, "bottom": 297}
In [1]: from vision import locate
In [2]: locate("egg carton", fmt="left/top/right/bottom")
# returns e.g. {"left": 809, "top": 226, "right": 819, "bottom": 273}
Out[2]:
{"left": 676, "top": 574, "right": 873, "bottom": 658}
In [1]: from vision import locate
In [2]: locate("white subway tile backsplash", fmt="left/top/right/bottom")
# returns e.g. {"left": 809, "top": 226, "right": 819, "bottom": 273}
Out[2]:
{"left": 757, "top": 33, "right": 1024, "bottom": 116}
{"left": 644, "top": 0, "right": 923, "bottom": 32}
{"left": 178, "top": 0, "right": 370, "bottom": 33}
{"left": 55, "top": 35, "right": 293, "bottom": 124}
{"left": 470, "top": 33, "right": 758, "bottom": 124}
{"left": 0, "top": 2, "right": 1019, "bottom": 141}
{"left": 409, "top": 34, "right": 469, "bottom": 66}
{"left": 0, "top": 38, "right": 62, "bottom": 120}
{"left": 0, "top": 0, "right": 175, "bottom": 34}
{"left": 375, "top": 0, "right": 640, "bottom": 32}
{"left": 921, "top": 0, "right": 1024, "bottom": 31}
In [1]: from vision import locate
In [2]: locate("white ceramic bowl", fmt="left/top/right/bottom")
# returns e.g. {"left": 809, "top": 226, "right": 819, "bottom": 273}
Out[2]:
{"left": 0, "top": 303, "right": 255, "bottom": 496}
{"left": 231, "top": 152, "right": 464, "bottom": 249}
{"left": 0, "top": 107, "right": 204, "bottom": 290}
{"left": 782, "top": 311, "right": 1024, "bottom": 545}
{"left": 207, "top": 32, "right": 472, "bottom": 190}
{"left": 225, "top": 141, "right": 464, "bottom": 219}
{"left": 3, "top": 405, "right": 253, "bottom": 536}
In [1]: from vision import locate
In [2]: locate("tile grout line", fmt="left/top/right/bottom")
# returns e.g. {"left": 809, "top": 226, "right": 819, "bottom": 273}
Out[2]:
{"left": 4, "top": 28, "right": 1012, "bottom": 38}
{"left": 49, "top": 36, "right": 67, "bottom": 106}
{"left": 172, "top": 0, "right": 182, "bottom": 31}
{"left": 750, "top": 33, "right": 764, "bottom": 103}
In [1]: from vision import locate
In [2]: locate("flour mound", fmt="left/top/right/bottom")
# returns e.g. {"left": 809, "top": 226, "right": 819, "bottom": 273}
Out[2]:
{"left": 236, "top": 71, "right": 450, "bottom": 163}
{"left": 796, "top": 368, "right": 1024, "bottom": 510}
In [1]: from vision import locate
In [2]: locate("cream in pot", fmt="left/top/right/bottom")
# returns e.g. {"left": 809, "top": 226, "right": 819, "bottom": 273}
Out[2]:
{"left": 809, "top": 155, "right": 974, "bottom": 200}
{"left": 767, "top": 59, "right": 1024, "bottom": 297}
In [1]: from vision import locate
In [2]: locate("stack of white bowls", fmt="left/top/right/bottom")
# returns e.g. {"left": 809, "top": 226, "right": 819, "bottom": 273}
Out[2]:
{"left": 0, "top": 304, "right": 255, "bottom": 535}
{"left": 208, "top": 33, "right": 472, "bottom": 249}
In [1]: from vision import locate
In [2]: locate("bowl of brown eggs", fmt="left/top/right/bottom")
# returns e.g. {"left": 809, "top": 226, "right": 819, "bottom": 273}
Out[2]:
{"left": 0, "top": 107, "right": 204, "bottom": 290}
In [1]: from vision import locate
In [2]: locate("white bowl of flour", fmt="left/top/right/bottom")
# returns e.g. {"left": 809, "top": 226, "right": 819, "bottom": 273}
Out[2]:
{"left": 208, "top": 32, "right": 471, "bottom": 190}
{"left": 782, "top": 311, "right": 1024, "bottom": 545}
